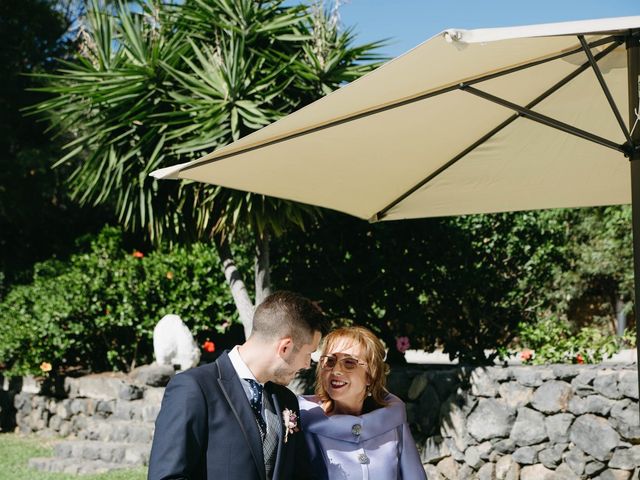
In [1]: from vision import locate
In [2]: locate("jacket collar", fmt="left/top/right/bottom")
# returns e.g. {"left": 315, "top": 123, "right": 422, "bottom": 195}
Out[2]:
{"left": 216, "top": 351, "right": 267, "bottom": 480}
{"left": 299, "top": 394, "right": 405, "bottom": 443}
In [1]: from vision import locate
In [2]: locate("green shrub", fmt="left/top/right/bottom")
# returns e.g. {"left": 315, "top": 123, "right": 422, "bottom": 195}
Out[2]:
{"left": 0, "top": 227, "right": 236, "bottom": 376}
{"left": 518, "top": 316, "right": 630, "bottom": 364}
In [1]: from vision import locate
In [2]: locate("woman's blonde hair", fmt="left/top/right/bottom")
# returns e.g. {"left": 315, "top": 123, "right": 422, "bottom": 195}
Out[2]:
{"left": 315, "top": 326, "right": 390, "bottom": 412}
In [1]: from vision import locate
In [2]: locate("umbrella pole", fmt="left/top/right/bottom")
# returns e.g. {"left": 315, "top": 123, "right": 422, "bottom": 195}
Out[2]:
{"left": 626, "top": 31, "right": 640, "bottom": 416}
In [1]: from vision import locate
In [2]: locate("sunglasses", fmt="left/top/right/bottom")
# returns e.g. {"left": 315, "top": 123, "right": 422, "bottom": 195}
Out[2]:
{"left": 319, "top": 355, "right": 366, "bottom": 370}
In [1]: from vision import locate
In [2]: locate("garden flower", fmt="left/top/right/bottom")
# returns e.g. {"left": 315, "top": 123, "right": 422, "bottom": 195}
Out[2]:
{"left": 203, "top": 340, "right": 215, "bottom": 353}
{"left": 166, "top": 271, "right": 174, "bottom": 280}
{"left": 40, "top": 362, "right": 52, "bottom": 373}
{"left": 396, "top": 336, "right": 411, "bottom": 353}
{"left": 576, "top": 354, "right": 585, "bottom": 364}
{"left": 132, "top": 250, "right": 144, "bottom": 258}
{"left": 520, "top": 349, "right": 533, "bottom": 362}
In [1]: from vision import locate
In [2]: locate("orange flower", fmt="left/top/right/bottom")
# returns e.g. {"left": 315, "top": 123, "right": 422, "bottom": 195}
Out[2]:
{"left": 132, "top": 250, "right": 144, "bottom": 258}
{"left": 203, "top": 340, "right": 215, "bottom": 353}
{"left": 576, "top": 354, "right": 585, "bottom": 364}
{"left": 520, "top": 349, "right": 533, "bottom": 362}
{"left": 40, "top": 362, "right": 52, "bottom": 373}
{"left": 166, "top": 271, "right": 174, "bottom": 280}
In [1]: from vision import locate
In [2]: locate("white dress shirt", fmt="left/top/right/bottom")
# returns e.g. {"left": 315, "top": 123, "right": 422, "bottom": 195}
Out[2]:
{"left": 228, "top": 345, "right": 264, "bottom": 416}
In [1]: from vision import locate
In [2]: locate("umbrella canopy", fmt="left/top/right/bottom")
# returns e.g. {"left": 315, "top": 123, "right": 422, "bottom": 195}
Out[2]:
{"left": 152, "top": 16, "right": 640, "bottom": 396}
{"left": 153, "top": 16, "right": 640, "bottom": 223}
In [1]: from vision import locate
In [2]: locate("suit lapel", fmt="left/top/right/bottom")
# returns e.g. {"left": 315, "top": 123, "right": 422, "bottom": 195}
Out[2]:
{"left": 266, "top": 384, "right": 285, "bottom": 480}
{"left": 216, "top": 353, "right": 266, "bottom": 480}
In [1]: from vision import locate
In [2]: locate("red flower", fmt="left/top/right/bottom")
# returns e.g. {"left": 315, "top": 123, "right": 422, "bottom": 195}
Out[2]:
{"left": 576, "top": 354, "right": 585, "bottom": 364}
{"left": 132, "top": 250, "right": 144, "bottom": 258}
{"left": 521, "top": 349, "right": 533, "bottom": 362}
{"left": 203, "top": 340, "right": 215, "bottom": 353}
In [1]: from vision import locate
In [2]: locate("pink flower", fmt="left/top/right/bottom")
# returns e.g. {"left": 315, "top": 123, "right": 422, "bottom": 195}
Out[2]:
{"left": 396, "top": 336, "right": 410, "bottom": 353}
{"left": 521, "top": 349, "right": 533, "bottom": 362}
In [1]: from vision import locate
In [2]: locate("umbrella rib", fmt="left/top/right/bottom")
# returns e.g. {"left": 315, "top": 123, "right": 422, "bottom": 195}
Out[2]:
{"left": 372, "top": 40, "right": 622, "bottom": 222}
{"left": 462, "top": 85, "right": 624, "bottom": 153}
{"left": 181, "top": 36, "right": 620, "bottom": 174}
{"left": 578, "top": 34, "right": 633, "bottom": 145}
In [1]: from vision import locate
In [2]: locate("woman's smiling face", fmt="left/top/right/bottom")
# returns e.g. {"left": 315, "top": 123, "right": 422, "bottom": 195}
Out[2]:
{"left": 320, "top": 339, "right": 370, "bottom": 413}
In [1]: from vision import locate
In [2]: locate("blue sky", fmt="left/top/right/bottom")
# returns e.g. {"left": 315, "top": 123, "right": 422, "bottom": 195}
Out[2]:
{"left": 336, "top": 0, "right": 640, "bottom": 58}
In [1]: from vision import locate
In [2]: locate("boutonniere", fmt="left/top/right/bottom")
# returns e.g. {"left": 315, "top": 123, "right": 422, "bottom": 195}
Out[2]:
{"left": 282, "top": 408, "right": 299, "bottom": 443}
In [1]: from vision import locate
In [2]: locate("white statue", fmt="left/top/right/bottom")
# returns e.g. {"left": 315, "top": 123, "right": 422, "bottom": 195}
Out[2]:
{"left": 153, "top": 314, "right": 201, "bottom": 371}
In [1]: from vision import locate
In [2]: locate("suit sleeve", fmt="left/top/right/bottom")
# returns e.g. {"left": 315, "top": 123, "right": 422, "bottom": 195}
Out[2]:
{"left": 147, "top": 372, "right": 208, "bottom": 480}
{"left": 399, "top": 422, "right": 427, "bottom": 480}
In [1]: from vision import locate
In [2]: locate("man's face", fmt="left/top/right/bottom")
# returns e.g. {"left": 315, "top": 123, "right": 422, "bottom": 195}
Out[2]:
{"left": 272, "top": 330, "right": 321, "bottom": 385}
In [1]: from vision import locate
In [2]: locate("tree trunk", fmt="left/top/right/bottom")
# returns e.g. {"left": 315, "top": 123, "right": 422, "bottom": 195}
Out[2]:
{"left": 616, "top": 296, "right": 628, "bottom": 337}
{"left": 255, "top": 231, "right": 272, "bottom": 306}
{"left": 214, "top": 235, "right": 255, "bottom": 340}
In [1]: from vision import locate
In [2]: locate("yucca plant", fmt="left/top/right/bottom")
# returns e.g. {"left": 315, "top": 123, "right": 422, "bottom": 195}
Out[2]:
{"left": 30, "top": 0, "right": 385, "bottom": 337}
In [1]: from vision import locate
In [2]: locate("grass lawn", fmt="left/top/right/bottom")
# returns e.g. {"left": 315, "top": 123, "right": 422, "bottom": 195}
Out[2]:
{"left": 0, "top": 433, "right": 147, "bottom": 480}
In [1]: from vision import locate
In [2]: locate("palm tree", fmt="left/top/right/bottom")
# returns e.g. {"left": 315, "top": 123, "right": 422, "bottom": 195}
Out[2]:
{"left": 31, "top": 0, "right": 385, "bottom": 337}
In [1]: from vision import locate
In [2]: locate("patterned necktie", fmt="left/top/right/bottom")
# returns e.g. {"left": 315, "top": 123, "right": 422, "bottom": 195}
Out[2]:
{"left": 245, "top": 379, "right": 267, "bottom": 437}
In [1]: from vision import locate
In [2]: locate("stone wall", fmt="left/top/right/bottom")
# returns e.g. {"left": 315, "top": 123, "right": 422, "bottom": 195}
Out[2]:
{"left": 1, "top": 366, "right": 173, "bottom": 474}
{"left": 389, "top": 364, "right": 639, "bottom": 480}
{"left": 2, "top": 364, "right": 639, "bottom": 479}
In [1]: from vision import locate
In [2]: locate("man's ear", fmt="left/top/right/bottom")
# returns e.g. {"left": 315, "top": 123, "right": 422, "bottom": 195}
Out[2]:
{"left": 277, "top": 336, "right": 294, "bottom": 356}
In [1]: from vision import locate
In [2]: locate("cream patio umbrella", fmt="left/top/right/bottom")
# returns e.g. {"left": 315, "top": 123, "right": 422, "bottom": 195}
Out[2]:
{"left": 153, "top": 16, "right": 640, "bottom": 393}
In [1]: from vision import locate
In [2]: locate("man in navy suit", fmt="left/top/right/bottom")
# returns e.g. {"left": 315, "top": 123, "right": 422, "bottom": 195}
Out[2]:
{"left": 148, "top": 291, "right": 325, "bottom": 480}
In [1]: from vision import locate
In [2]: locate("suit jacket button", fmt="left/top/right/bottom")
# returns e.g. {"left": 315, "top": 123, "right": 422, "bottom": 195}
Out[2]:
{"left": 358, "top": 453, "right": 369, "bottom": 464}
{"left": 351, "top": 424, "right": 361, "bottom": 436}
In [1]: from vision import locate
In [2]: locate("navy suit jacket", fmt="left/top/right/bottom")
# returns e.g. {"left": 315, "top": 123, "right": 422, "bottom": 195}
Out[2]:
{"left": 148, "top": 351, "right": 314, "bottom": 480}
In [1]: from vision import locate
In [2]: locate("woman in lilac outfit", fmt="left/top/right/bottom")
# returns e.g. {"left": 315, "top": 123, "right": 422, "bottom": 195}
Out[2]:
{"left": 299, "top": 326, "right": 426, "bottom": 480}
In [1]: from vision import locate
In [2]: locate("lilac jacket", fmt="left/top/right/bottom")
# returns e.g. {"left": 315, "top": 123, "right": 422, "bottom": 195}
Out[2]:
{"left": 299, "top": 394, "right": 426, "bottom": 480}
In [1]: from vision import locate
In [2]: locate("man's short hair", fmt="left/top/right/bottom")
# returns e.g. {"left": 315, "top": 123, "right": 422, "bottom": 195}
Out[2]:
{"left": 251, "top": 291, "right": 325, "bottom": 345}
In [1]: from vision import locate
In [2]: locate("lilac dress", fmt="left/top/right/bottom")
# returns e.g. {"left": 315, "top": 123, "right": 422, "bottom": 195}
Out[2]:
{"left": 298, "top": 394, "right": 426, "bottom": 480}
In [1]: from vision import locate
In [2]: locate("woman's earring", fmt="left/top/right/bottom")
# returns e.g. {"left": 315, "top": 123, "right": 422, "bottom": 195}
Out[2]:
{"left": 366, "top": 384, "right": 372, "bottom": 397}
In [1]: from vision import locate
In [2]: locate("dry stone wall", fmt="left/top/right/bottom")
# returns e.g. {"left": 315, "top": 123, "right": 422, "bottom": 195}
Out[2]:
{"left": 1, "top": 365, "right": 173, "bottom": 474}
{"left": 390, "top": 364, "right": 640, "bottom": 480}
{"left": 1, "top": 363, "right": 638, "bottom": 479}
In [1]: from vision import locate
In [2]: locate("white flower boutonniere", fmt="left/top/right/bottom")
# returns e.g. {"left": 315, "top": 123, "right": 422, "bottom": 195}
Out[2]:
{"left": 282, "top": 408, "right": 299, "bottom": 443}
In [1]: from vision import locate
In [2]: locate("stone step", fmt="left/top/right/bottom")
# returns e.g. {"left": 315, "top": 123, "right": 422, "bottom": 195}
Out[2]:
{"left": 54, "top": 440, "right": 150, "bottom": 465}
{"left": 77, "top": 418, "right": 155, "bottom": 443}
{"left": 28, "top": 456, "right": 132, "bottom": 475}
{"left": 111, "top": 398, "right": 161, "bottom": 423}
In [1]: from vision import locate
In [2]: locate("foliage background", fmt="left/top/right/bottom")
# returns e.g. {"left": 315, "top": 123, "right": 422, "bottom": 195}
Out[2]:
{"left": 0, "top": 0, "right": 636, "bottom": 376}
{"left": 0, "top": 0, "right": 111, "bottom": 293}
{"left": 0, "top": 227, "right": 241, "bottom": 376}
